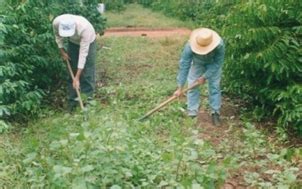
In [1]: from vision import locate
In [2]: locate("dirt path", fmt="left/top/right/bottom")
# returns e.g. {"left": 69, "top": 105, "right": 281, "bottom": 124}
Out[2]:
{"left": 104, "top": 27, "right": 191, "bottom": 37}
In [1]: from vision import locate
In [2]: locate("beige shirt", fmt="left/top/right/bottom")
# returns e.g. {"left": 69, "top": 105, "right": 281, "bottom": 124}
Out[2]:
{"left": 53, "top": 14, "right": 96, "bottom": 69}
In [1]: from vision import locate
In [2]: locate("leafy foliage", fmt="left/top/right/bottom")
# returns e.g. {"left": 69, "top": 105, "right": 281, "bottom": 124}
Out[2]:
{"left": 100, "top": 0, "right": 126, "bottom": 12}
{"left": 0, "top": 1, "right": 64, "bottom": 121}
{"left": 1, "top": 115, "right": 230, "bottom": 188}
{"left": 223, "top": 0, "right": 302, "bottom": 133}
{"left": 219, "top": 122, "right": 302, "bottom": 188}
{"left": 137, "top": 0, "right": 238, "bottom": 28}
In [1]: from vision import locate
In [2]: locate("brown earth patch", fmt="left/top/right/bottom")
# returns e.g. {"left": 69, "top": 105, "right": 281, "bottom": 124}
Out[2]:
{"left": 196, "top": 97, "right": 302, "bottom": 188}
{"left": 197, "top": 96, "right": 241, "bottom": 146}
{"left": 196, "top": 97, "right": 249, "bottom": 188}
{"left": 103, "top": 27, "right": 191, "bottom": 38}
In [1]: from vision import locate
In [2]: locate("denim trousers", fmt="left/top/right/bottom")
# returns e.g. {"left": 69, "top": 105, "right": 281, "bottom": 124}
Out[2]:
{"left": 67, "top": 40, "right": 96, "bottom": 109}
{"left": 187, "top": 61, "right": 222, "bottom": 116}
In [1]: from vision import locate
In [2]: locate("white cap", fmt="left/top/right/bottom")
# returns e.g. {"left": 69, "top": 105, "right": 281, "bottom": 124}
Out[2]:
{"left": 58, "top": 17, "right": 76, "bottom": 37}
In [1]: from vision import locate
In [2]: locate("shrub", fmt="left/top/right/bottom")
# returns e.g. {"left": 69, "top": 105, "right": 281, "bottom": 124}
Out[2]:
{"left": 1, "top": 1, "right": 64, "bottom": 121}
{"left": 223, "top": 0, "right": 302, "bottom": 133}
{"left": 101, "top": 0, "right": 126, "bottom": 12}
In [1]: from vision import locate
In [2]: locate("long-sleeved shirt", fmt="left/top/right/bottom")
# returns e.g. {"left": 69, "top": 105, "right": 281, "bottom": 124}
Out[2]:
{"left": 53, "top": 14, "right": 96, "bottom": 69}
{"left": 177, "top": 40, "right": 225, "bottom": 87}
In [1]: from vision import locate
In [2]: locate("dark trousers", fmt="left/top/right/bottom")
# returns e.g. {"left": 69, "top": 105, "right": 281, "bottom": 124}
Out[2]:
{"left": 67, "top": 40, "right": 96, "bottom": 110}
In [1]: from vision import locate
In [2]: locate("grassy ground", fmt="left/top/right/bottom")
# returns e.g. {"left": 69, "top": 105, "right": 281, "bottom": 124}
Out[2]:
{"left": 0, "top": 4, "right": 301, "bottom": 189}
{"left": 103, "top": 3, "right": 194, "bottom": 29}
{"left": 0, "top": 0, "right": 4, "bottom": 11}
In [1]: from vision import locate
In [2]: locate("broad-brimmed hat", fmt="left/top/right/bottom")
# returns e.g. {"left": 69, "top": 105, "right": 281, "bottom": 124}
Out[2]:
{"left": 58, "top": 16, "right": 76, "bottom": 37}
{"left": 189, "top": 28, "right": 221, "bottom": 55}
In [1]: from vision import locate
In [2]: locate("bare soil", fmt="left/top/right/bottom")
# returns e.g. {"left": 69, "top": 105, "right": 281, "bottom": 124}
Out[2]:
{"left": 197, "top": 97, "right": 242, "bottom": 146}
{"left": 197, "top": 98, "right": 301, "bottom": 188}
{"left": 104, "top": 27, "right": 191, "bottom": 38}
{"left": 196, "top": 98, "right": 251, "bottom": 188}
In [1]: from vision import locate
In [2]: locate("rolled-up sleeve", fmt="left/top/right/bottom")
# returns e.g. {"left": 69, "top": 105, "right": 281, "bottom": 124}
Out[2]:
{"left": 177, "top": 42, "right": 193, "bottom": 87}
{"left": 77, "top": 30, "right": 91, "bottom": 69}
{"left": 203, "top": 41, "right": 225, "bottom": 80}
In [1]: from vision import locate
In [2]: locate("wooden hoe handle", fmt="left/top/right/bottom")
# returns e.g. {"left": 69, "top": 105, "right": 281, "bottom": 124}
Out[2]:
{"left": 139, "top": 82, "right": 200, "bottom": 121}
{"left": 65, "top": 60, "right": 85, "bottom": 111}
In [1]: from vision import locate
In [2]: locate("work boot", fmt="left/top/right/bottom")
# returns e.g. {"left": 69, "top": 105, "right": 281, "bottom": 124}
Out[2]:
{"left": 187, "top": 110, "right": 198, "bottom": 119}
{"left": 212, "top": 112, "right": 221, "bottom": 126}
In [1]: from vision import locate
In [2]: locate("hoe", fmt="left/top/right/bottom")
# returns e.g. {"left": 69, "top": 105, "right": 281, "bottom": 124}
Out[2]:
{"left": 139, "top": 82, "right": 200, "bottom": 121}
{"left": 65, "top": 59, "right": 88, "bottom": 121}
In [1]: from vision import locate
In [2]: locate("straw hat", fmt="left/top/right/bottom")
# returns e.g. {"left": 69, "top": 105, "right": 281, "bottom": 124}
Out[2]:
{"left": 189, "top": 28, "right": 221, "bottom": 55}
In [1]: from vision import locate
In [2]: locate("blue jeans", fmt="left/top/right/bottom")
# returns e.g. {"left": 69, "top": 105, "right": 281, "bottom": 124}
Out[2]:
{"left": 187, "top": 62, "right": 222, "bottom": 116}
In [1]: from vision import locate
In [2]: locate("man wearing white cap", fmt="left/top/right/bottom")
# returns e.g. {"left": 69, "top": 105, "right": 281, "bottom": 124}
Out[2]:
{"left": 174, "top": 28, "right": 225, "bottom": 126}
{"left": 53, "top": 14, "right": 96, "bottom": 111}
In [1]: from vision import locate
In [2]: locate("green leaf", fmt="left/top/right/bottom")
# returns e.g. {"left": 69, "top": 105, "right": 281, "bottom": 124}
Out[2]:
{"left": 22, "top": 152, "right": 37, "bottom": 164}
{"left": 192, "top": 183, "right": 203, "bottom": 189}
{"left": 81, "top": 165, "right": 94, "bottom": 173}
{"left": 0, "top": 120, "right": 10, "bottom": 133}
{"left": 188, "top": 148, "right": 198, "bottom": 160}
{"left": 110, "top": 185, "right": 122, "bottom": 189}
{"left": 53, "top": 165, "right": 72, "bottom": 178}
{"left": 158, "top": 181, "right": 169, "bottom": 187}
{"left": 72, "top": 177, "right": 87, "bottom": 189}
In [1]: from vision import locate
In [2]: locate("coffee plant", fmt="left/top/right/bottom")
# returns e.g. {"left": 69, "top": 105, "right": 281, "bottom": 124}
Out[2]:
{"left": 223, "top": 0, "right": 302, "bottom": 133}
{"left": 0, "top": 1, "right": 63, "bottom": 121}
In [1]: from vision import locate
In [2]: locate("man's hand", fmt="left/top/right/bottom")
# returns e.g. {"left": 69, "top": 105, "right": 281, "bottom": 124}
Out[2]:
{"left": 197, "top": 77, "right": 206, "bottom": 85}
{"left": 173, "top": 87, "right": 183, "bottom": 97}
{"left": 60, "top": 48, "right": 70, "bottom": 61}
{"left": 73, "top": 78, "right": 80, "bottom": 90}
{"left": 73, "top": 69, "right": 83, "bottom": 90}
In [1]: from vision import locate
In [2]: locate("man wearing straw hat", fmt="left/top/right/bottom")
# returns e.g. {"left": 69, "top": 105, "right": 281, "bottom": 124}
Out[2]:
{"left": 174, "top": 28, "right": 225, "bottom": 126}
{"left": 53, "top": 14, "right": 96, "bottom": 112}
